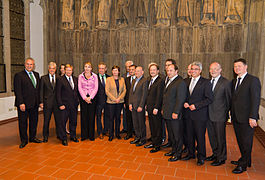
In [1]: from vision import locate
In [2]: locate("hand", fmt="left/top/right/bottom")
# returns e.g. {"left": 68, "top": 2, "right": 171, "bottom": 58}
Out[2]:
{"left": 59, "top": 105, "right": 65, "bottom": 110}
{"left": 116, "top": 98, "right": 120, "bottom": 103}
{"left": 184, "top": 103, "right": 189, "bottom": 108}
{"left": 129, "top": 104, "right": 133, "bottom": 111}
{"left": 153, "top": 109, "right": 158, "bottom": 115}
{"left": 161, "top": 110, "right": 163, "bottom": 115}
{"left": 137, "top": 107, "right": 143, "bottom": 112}
{"left": 19, "top": 104, "right": 26, "bottom": 112}
{"left": 172, "top": 113, "right": 178, "bottom": 119}
{"left": 39, "top": 103, "right": 44, "bottom": 109}
{"left": 249, "top": 118, "right": 257, "bottom": 128}
{"left": 189, "top": 104, "right": 196, "bottom": 111}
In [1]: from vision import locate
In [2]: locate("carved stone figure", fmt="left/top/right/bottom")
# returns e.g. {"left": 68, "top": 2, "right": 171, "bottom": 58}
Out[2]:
{"left": 224, "top": 0, "right": 244, "bottom": 24}
{"left": 201, "top": 0, "right": 215, "bottom": 25}
{"left": 176, "top": 0, "right": 192, "bottom": 26}
{"left": 154, "top": 0, "right": 174, "bottom": 27}
{"left": 79, "top": 0, "right": 92, "bottom": 30}
{"left": 136, "top": 0, "right": 149, "bottom": 27}
{"left": 62, "top": 0, "right": 74, "bottom": 29}
{"left": 115, "top": 0, "right": 131, "bottom": 28}
{"left": 97, "top": 0, "right": 112, "bottom": 29}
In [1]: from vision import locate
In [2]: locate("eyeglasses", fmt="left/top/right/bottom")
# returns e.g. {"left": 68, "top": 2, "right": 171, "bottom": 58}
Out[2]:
{"left": 191, "top": 68, "right": 200, "bottom": 71}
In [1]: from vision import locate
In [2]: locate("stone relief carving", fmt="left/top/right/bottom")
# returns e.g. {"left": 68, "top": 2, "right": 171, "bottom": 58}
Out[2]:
{"left": 115, "top": 0, "right": 131, "bottom": 28}
{"left": 79, "top": 0, "right": 92, "bottom": 30}
{"left": 61, "top": 0, "right": 74, "bottom": 29}
{"left": 136, "top": 0, "right": 149, "bottom": 27}
{"left": 224, "top": 0, "right": 244, "bottom": 24}
{"left": 97, "top": 0, "right": 112, "bottom": 29}
{"left": 176, "top": 0, "right": 192, "bottom": 26}
{"left": 201, "top": 0, "right": 215, "bottom": 25}
{"left": 154, "top": 0, "right": 174, "bottom": 27}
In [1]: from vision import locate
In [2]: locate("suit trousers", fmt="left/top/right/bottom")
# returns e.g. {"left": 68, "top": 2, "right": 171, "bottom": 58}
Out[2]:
{"left": 233, "top": 120, "right": 254, "bottom": 168}
{"left": 207, "top": 120, "right": 227, "bottom": 161}
{"left": 165, "top": 118, "right": 183, "bottom": 156}
{"left": 186, "top": 118, "right": 207, "bottom": 160}
{"left": 107, "top": 103, "right": 123, "bottom": 137}
{"left": 43, "top": 105, "right": 60, "bottom": 138}
{"left": 147, "top": 111, "right": 162, "bottom": 147}
{"left": 17, "top": 106, "right": 39, "bottom": 143}
{"left": 61, "top": 105, "right": 78, "bottom": 140}
{"left": 125, "top": 105, "right": 134, "bottom": 136}
{"left": 96, "top": 102, "right": 109, "bottom": 135}
{"left": 80, "top": 99, "right": 96, "bottom": 140}
{"left": 132, "top": 108, "right": 146, "bottom": 141}
{"left": 122, "top": 106, "right": 127, "bottom": 131}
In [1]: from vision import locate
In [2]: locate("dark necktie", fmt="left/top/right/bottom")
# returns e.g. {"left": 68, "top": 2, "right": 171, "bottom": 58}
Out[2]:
{"left": 51, "top": 75, "right": 55, "bottom": 89}
{"left": 211, "top": 78, "right": 215, "bottom": 91}
{"left": 101, "top": 75, "right": 105, "bottom": 87}
{"left": 148, "top": 79, "right": 153, "bottom": 89}
{"left": 235, "top": 77, "right": 241, "bottom": 91}
{"left": 69, "top": 77, "right": 74, "bottom": 90}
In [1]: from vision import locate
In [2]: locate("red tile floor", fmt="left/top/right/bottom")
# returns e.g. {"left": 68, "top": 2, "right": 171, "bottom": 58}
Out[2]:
{"left": 0, "top": 114, "right": 265, "bottom": 180}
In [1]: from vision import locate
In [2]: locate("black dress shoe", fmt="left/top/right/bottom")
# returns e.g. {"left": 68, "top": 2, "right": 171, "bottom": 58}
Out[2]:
{"left": 182, "top": 155, "right": 195, "bottom": 161}
{"left": 231, "top": 160, "right": 251, "bottom": 167}
{"left": 29, "top": 138, "right": 42, "bottom": 143}
{"left": 130, "top": 139, "right": 140, "bottom": 144}
{"left": 168, "top": 156, "right": 181, "bottom": 162}
{"left": 164, "top": 151, "right": 175, "bottom": 157}
{"left": 81, "top": 138, "right": 87, "bottom": 141}
{"left": 19, "top": 142, "right": 28, "bottom": 149}
{"left": 197, "top": 159, "right": 205, "bottom": 166}
{"left": 70, "top": 137, "right": 79, "bottom": 142}
{"left": 211, "top": 160, "right": 225, "bottom": 166}
{"left": 120, "top": 129, "right": 127, "bottom": 134}
{"left": 161, "top": 138, "right": 166, "bottom": 144}
{"left": 108, "top": 136, "right": 113, "bottom": 141}
{"left": 136, "top": 140, "right": 146, "bottom": 147}
{"left": 182, "top": 147, "right": 187, "bottom": 153}
{"left": 206, "top": 155, "right": 216, "bottom": 161}
{"left": 124, "top": 134, "right": 132, "bottom": 140}
{"left": 43, "top": 137, "right": 48, "bottom": 143}
{"left": 150, "top": 147, "right": 160, "bottom": 153}
{"left": 62, "top": 140, "right": 68, "bottom": 146}
{"left": 144, "top": 144, "right": 154, "bottom": 149}
{"left": 161, "top": 143, "right": 172, "bottom": 148}
{"left": 232, "top": 166, "right": 246, "bottom": 174}
{"left": 116, "top": 135, "right": 121, "bottom": 139}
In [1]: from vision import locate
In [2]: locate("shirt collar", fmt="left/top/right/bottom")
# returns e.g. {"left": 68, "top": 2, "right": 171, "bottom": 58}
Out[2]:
{"left": 212, "top": 74, "right": 221, "bottom": 82}
{"left": 237, "top": 72, "right": 247, "bottom": 80}
{"left": 192, "top": 75, "right": 200, "bottom": 82}
{"left": 169, "top": 74, "right": 178, "bottom": 82}
{"left": 25, "top": 69, "right": 32, "bottom": 74}
{"left": 151, "top": 75, "right": 159, "bottom": 82}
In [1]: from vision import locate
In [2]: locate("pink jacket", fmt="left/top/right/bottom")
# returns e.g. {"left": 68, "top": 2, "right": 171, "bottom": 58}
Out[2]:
{"left": 78, "top": 72, "right": 98, "bottom": 100}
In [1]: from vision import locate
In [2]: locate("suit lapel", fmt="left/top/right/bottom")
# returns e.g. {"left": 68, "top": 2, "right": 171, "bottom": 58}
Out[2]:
{"left": 213, "top": 76, "right": 223, "bottom": 94}
{"left": 191, "top": 77, "right": 202, "bottom": 96}
{"left": 23, "top": 70, "right": 35, "bottom": 88}
{"left": 236, "top": 74, "right": 249, "bottom": 93}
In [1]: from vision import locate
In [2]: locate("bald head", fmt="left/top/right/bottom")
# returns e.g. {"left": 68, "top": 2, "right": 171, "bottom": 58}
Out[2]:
{"left": 209, "top": 62, "right": 222, "bottom": 78}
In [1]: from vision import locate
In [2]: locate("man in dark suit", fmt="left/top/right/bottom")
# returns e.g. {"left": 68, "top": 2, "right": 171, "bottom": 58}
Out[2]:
{"left": 230, "top": 59, "right": 261, "bottom": 174}
{"left": 96, "top": 62, "right": 110, "bottom": 139}
{"left": 183, "top": 61, "right": 213, "bottom": 166}
{"left": 162, "top": 64, "right": 187, "bottom": 161}
{"left": 206, "top": 62, "right": 231, "bottom": 166}
{"left": 56, "top": 64, "right": 79, "bottom": 146}
{"left": 129, "top": 66, "right": 148, "bottom": 146}
{"left": 14, "top": 57, "right": 42, "bottom": 148}
{"left": 145, "top": 63, "right": 163, "bottom": 153}
{"left": 40, "top": 62, "right": 61, "bottom": 143}
{"left": 124, "top": 64, "right": 136, "bottom": 140}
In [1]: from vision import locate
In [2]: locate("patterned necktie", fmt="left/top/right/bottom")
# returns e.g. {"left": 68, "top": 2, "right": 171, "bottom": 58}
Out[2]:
{"left": 235, "top": 77, "right": 241, "bottom": 91}
{"left": 69, "top": 76, "right": 74, "bottom": 90}
{"left": 29, "top": 72, "right": 36, "bottom": 88}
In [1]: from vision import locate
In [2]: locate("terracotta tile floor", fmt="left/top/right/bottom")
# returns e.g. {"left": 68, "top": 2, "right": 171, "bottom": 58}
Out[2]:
{"left": 0, "top": 115, "right": 265, "bottom": 180}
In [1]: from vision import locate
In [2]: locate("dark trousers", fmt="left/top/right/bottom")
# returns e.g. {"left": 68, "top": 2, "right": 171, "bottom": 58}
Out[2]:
{"left": 165, "top": 119, "right": 183, "bottom": 157}
{"left": 132, "top": 108, "right": 146, "bottom": 141}
{"left": 125, "top": 105, "right": 134, "bottom": 136}
{"left": 186, "top": 118, "right": 207, "bottom": 160}
{"left": 107, "top": 103, "right": 123, "bottom": 137}
{"left": 183, "top": 117, "right": 188, "bottom": 149}
{"left": 147, "top": 111, "right": 162, "bottom": 147}
{"left": 43, "top": 105, "right": 60, "bottom": 138}
{"left": 61, "top": 105, "right": 78, "bottom": 140}
{"left": 96, "top": 102, "right": 109, "bottom": 135}
{"left": 17, "top": 106, "right": 39, "bottom": 143}
{"left": 233, "top": 120, "right": 254, "bottom": 168}
{"left": 122, "top": 106, "right": 127, "bottom": 131}
{"left": 207, "top": 120, "right": 227, "bottom": 161}
{"left": 80, "top": 99, "right": 96, "bottom": 140}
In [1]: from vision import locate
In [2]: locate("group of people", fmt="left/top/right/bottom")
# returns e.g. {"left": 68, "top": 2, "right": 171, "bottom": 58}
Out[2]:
{"left": 14, "top": 57, "right": 261, "bottom": 174}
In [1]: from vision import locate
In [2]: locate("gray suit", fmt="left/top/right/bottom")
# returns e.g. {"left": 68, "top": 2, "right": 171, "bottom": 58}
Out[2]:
{"left": 129, "top": 76, "right": 148, "bottom": 141}
{"left": 207, "top": 76, "right": 231, "bottom": 161}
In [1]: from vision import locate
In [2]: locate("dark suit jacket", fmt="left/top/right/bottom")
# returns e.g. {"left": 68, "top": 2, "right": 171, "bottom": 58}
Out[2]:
{"left": 96, "top": 74, "right": 110, "bottom": 105}
{"left": 40, "top": 74, "right": 58, "bottom": 109}
{"left": 125, "top": 76, "right": 133, "bottom": 106}
{"left": 185, "top": 76, "right": 213, "bottom": 121}
{"left": 14, "top": 70, "right": 40, "bottom": 109}
{"left": 129, "top": 76, "right": 148, "bottom": 109}
{"left": 209, "top": 76, "right": 231, "bottom": 122}
{"left": 162, "top": 76, "right": 187, "bottom": 120}
{"left": 231, "top": 73, "right": 261, "bottom": 123}
{"left": 146, "top": 76, "right": 163, "bottom": 112}
{"left": 56, "top": 75, "right": 79, "bottom": 108}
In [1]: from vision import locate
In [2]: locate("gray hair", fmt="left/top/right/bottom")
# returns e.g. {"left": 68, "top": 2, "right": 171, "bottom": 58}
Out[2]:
{"left": 125, "top": 60, "right": 133, "bottom": 66}
{"left": 48, "top": 61, "right": 57, "bottom": 68}
{"left": 192, "top": 61, "right": 202, "bottom": 70}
